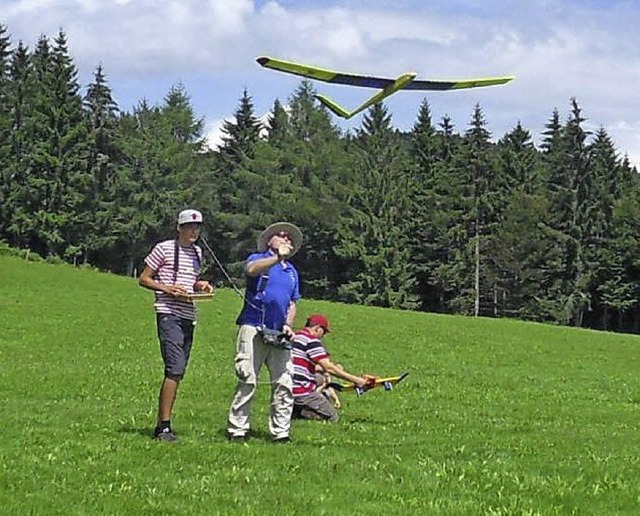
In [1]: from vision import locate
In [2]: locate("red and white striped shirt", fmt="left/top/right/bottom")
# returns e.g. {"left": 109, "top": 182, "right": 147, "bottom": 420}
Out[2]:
{"left": 292, "top": 328, "right": 329, "bottom": 397}
{"left": 144, "top": 239, "right": 202, "bottom": 320}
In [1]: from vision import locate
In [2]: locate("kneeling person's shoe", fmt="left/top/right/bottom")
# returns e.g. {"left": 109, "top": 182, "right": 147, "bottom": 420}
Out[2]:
{"left": 154, "top": 426, "right": 178, "bottom": 442}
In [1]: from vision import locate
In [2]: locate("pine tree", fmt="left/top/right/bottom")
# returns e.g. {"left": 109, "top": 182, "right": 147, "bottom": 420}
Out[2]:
{"left": 288, "top": 80, "right": 339, "bottom": 144}
{"left": 463, "top": 104, "right": 500, "bottom": 316}
{"left": 0, "top": 24, "right": 13, "bottom": 240}
{"left": 492, "top": 123, "right": 554, "bottom": 318}
{"left": 218, "top": 87, "right": 262, "bottom": 165}
{"left": 81, "top": 64, "right": 120, "bottom": 266}
{"left": 266, "top": 98, "right": 290, "bottom": 146}
{"left": 12, "top": 31, "right": 91, "bottom": 259}
{"left": 544, "top": 98, "right": 593, "bottom": 325}
{"left": 540, "top": 108, "right": 561, "bottom": 153}
{"left": 3, "top": 41, "right": 32, "bottom": 248}
{"left": 408, "top": 100, "right": 441, "bottom": 310}
{"left": 335, "top": 103, "right": 418, "bottom": 309}
{"left": 586, "top": 127, "right": 630, "bottom": 329}
{"left": 214, "top": 87, "right": 263, "bottom": 222}
{"left": 114, "top": 87, "right": 208, "bottom": 275}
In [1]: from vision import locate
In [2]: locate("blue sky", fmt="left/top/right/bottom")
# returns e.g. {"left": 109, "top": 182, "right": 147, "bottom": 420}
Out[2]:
{"left": 2, "top": 0, "right": 639, "bottom": 167}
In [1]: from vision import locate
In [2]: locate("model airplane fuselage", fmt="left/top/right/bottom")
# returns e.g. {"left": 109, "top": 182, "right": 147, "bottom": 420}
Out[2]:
{"left": 256, "top": 56, "right": 515, "bottom": 119}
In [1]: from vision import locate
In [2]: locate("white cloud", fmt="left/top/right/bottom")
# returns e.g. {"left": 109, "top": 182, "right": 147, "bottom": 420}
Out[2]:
{"left": 203, "top": 118, "right": 226, "bottom": 151}
{"left": 203, "top": 110, "right": 272, "bottom": 151}
{"left": 2, "top": 0, "right": 639, "bottom": 167}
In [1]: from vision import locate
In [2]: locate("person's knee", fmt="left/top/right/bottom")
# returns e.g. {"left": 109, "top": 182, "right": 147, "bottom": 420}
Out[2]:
{"left": 234, "top": 353, "right": 255, "bottom": 382}
{"left": 328, "top": 411, "right": 339, "bottom": 422}
{"left": 164, "top": 363, "right": 186, "bottom": 379}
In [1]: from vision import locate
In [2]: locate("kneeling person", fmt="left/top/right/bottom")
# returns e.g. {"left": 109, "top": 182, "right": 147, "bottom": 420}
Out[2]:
{"left": 291, "top": 314, "right": 368, "bottom": 422}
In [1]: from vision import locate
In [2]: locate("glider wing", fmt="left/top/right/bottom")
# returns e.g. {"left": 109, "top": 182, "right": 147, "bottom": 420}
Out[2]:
{"left": 256, "top": 56, "right": 515, "bottom": 91}
{"left": 256, "top": 56, "right": 396, "bottom": 89}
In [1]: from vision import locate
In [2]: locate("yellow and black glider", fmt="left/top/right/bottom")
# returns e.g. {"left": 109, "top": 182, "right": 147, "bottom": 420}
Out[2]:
{"left": 256, "top": 56, "right": 515, "bottom": 119}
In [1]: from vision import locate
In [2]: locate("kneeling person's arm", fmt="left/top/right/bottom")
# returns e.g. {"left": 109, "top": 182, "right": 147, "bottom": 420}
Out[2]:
{"left": 316, "top": 358, "right": 367, "bottom": 389}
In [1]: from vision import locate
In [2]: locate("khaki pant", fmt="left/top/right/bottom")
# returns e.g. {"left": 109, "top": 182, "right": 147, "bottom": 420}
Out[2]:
{"left": 292, "top": 391, "right": 339, "bottom": 422}
{"left": 227, "top": 325, "right": 293, "bottom": 439}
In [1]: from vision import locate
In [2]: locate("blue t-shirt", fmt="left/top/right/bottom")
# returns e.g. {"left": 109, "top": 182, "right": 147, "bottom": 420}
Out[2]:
{"left": 236, "top": 250, "right": 301, "bottom": 331}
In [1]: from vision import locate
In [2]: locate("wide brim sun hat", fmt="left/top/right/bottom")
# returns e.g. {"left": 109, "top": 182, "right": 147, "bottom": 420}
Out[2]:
{"left": 257, "top": 222, "right": 303, "bottom": 257}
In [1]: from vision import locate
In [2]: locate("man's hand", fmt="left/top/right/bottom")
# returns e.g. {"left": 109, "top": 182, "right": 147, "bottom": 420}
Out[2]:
{"left": 277, "top": 243, "right": 293, "bottom": 259}
{"left": 353, "top": 374, "right": 376, "bottom": 390}
{"left": 194, "top": 280, "right": 214, "bottom": 293}
{"left": 163, "top": 285, "right": 188, "bottom": 297}
{"left": 357, "top": 374, "right": 377, "bottom": 390}
{"left": 282, "top": 324, "right": 295, "bottom": 338}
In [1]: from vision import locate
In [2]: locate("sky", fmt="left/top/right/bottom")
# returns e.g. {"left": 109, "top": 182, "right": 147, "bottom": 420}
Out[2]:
{"left": 2, "top": 0, "right": 640, "bottom": 167}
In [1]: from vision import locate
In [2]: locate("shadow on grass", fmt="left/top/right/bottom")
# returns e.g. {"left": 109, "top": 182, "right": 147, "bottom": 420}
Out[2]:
{"left": 215, "top": 427, "right": 277, "bottom": 443}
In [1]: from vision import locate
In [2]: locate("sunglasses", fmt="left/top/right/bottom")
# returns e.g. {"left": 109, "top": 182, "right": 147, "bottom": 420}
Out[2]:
{"left": 274, "top": 231, "right": 291, "bottom": 239}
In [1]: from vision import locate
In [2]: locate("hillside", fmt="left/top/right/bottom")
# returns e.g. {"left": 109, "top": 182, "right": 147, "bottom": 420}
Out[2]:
{"left": 1, "top": 256, "right": 638, "bottom": 514}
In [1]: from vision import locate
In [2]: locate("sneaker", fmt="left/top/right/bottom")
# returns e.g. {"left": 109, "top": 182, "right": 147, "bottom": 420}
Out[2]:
{"left": 273, "top": 436, "right": 291, "bottom": 444}
{"left": 227, "top": 432, "right": 249, "bottom": 443}
{"left": 154, "top": 426, "right": 178, "bottom": 442}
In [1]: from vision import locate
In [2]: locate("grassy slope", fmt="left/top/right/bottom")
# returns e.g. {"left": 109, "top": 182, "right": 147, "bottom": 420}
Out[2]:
{"left": 0, "top": 256, "right": 638, "bottom": 515}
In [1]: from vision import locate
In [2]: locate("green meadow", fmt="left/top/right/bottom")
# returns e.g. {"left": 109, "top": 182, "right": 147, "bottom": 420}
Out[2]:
{"left": 1, "top": 255, "right": 639, "bottom": 514}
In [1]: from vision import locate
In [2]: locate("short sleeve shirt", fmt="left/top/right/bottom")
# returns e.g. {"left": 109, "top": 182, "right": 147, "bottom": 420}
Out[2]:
{"left": 144, "top": 239, "right": 202, "bottom": 320}
{"left": 235, "top": 250, "right": 300, "bottom": 331}
{"left": 291, "top": 328, "right": 329, "bottom": 397}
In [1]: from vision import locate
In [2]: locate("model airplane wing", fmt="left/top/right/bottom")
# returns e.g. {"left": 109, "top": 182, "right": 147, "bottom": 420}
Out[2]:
{"left": 256, "top": 56, "right": 515, "bottom": 91}
{"left": 256, "top": 56, "right": 515, "bottom": 119}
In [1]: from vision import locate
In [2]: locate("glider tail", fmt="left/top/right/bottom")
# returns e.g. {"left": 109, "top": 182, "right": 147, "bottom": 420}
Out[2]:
{"left": 314, "top": 72, "right": 417, "bottom": 119}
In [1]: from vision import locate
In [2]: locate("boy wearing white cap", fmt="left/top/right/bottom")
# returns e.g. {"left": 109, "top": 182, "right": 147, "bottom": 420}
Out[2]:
{"left": 139, "top": 209, "right": 214, "bottom": 442}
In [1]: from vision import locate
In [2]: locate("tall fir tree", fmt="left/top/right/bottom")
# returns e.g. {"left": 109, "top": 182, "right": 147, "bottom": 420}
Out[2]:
{"left": 408, "top": 100, "right": 441, "bottom": 310}
{"left": 492, "top": 123, "right": 555, "bottom": 318}
{"left": 335, "top": 103, "right": 418, "bottom": 309}
{"left": 463, "top": 104, "right": 501, "bottom": 316}
{"left": 81, "top": 64, "right": 120, "bottom": 266}
{"left": 545, "top": 98, "right": 593, "bottom": 325}
{"left": 587, "top": 127, "right": 630, "bottom": 329}
{"left": 266, "top": 98, "right": 290, "bottom": 147}
{"left": 0, "top": 24, "right": 13, "bottom": 240}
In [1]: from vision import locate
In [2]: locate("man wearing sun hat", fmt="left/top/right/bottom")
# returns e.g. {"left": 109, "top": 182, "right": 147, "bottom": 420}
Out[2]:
{"left": 291, "top": 314, "right": 369, "bottom": 422}
{"left": 139, "top": 209, "right": 214, "bottom": 442}
{"left": 227, "top": 221, "right": 303, "bottom": 443}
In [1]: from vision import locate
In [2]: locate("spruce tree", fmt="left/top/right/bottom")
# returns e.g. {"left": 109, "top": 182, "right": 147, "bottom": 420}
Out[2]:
{"left": 409, "top": 100, "right": 441, "bottom": 310}
{"left": 335, "top": 103, "right": 418, "bottom": 309}
{"left": 545, "top": 99, "right": 593, "bottom": 325}
{"left": 0, "top": 24, "right": 13, "bottom": 240}
{"left": 492, "top": 123, "right": 555, "bottom": 318}
{"left": 3, "top": 41, "right": 33, "bottom": 248}
{"left": 266, "top": 98, "right": 290, "bottom": 147}
{"left": 82, "top": 64, "right": 120, "bottom": 266}
{"left": 463, "top": 104, "right": 500, "bottom": 316}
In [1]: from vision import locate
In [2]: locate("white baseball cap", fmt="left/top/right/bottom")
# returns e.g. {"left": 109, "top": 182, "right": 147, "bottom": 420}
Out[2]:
{"left": 177, "top": 209, "right": 203, "bottom": 226}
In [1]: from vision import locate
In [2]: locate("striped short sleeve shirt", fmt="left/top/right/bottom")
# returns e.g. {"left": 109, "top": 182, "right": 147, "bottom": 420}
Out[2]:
{"left": 292, "top": 328, "right": 329, "bottom": 397}
{"left": 144, "top": 239, "right": 202, "bottom": 321}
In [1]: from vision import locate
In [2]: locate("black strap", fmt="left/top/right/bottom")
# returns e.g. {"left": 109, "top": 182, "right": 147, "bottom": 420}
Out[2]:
{"left": 173, "top": 240, "right": 202, "bottom": 284}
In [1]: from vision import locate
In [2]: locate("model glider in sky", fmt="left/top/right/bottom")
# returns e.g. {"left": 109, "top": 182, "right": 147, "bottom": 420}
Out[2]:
{"left": 256, "top": 56, "right": 515, "bottom": 120}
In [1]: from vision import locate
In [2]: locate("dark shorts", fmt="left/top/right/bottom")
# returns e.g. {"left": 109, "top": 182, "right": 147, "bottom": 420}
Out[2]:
{"left": 292, "top": 391, "right": 339, "bottom": 422}
{"left": 157, "top": 313, "right": 195, "bottom": 379}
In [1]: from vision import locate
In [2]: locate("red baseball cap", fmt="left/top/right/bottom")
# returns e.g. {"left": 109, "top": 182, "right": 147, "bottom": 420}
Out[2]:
{"left": 307, "top": 314, "right": 331, "bottom": 332}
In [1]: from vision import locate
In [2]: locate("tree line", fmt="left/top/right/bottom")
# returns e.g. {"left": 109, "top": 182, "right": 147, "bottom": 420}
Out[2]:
{"left": 2, "top": 25, "right": 640, "bottom": 333}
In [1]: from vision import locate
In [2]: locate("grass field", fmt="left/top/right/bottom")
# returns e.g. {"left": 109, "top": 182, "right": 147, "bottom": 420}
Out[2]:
{"left": 1, "top": 255, "right": 639, "bottom": 514}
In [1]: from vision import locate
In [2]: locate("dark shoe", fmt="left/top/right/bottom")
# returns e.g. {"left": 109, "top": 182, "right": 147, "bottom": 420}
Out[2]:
{"left": 154, "top": 426, "right": 178, "bottom": 442}
{"left": 273, "top": 436, "right": 291, "bottom": 444}
{"left": 227, "top": 432, "right": 248, "bottom": 443}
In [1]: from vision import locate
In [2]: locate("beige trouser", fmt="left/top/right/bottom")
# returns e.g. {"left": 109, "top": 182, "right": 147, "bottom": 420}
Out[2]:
{"left": 227, "top": 325, "right": 293, "bottom": 439}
